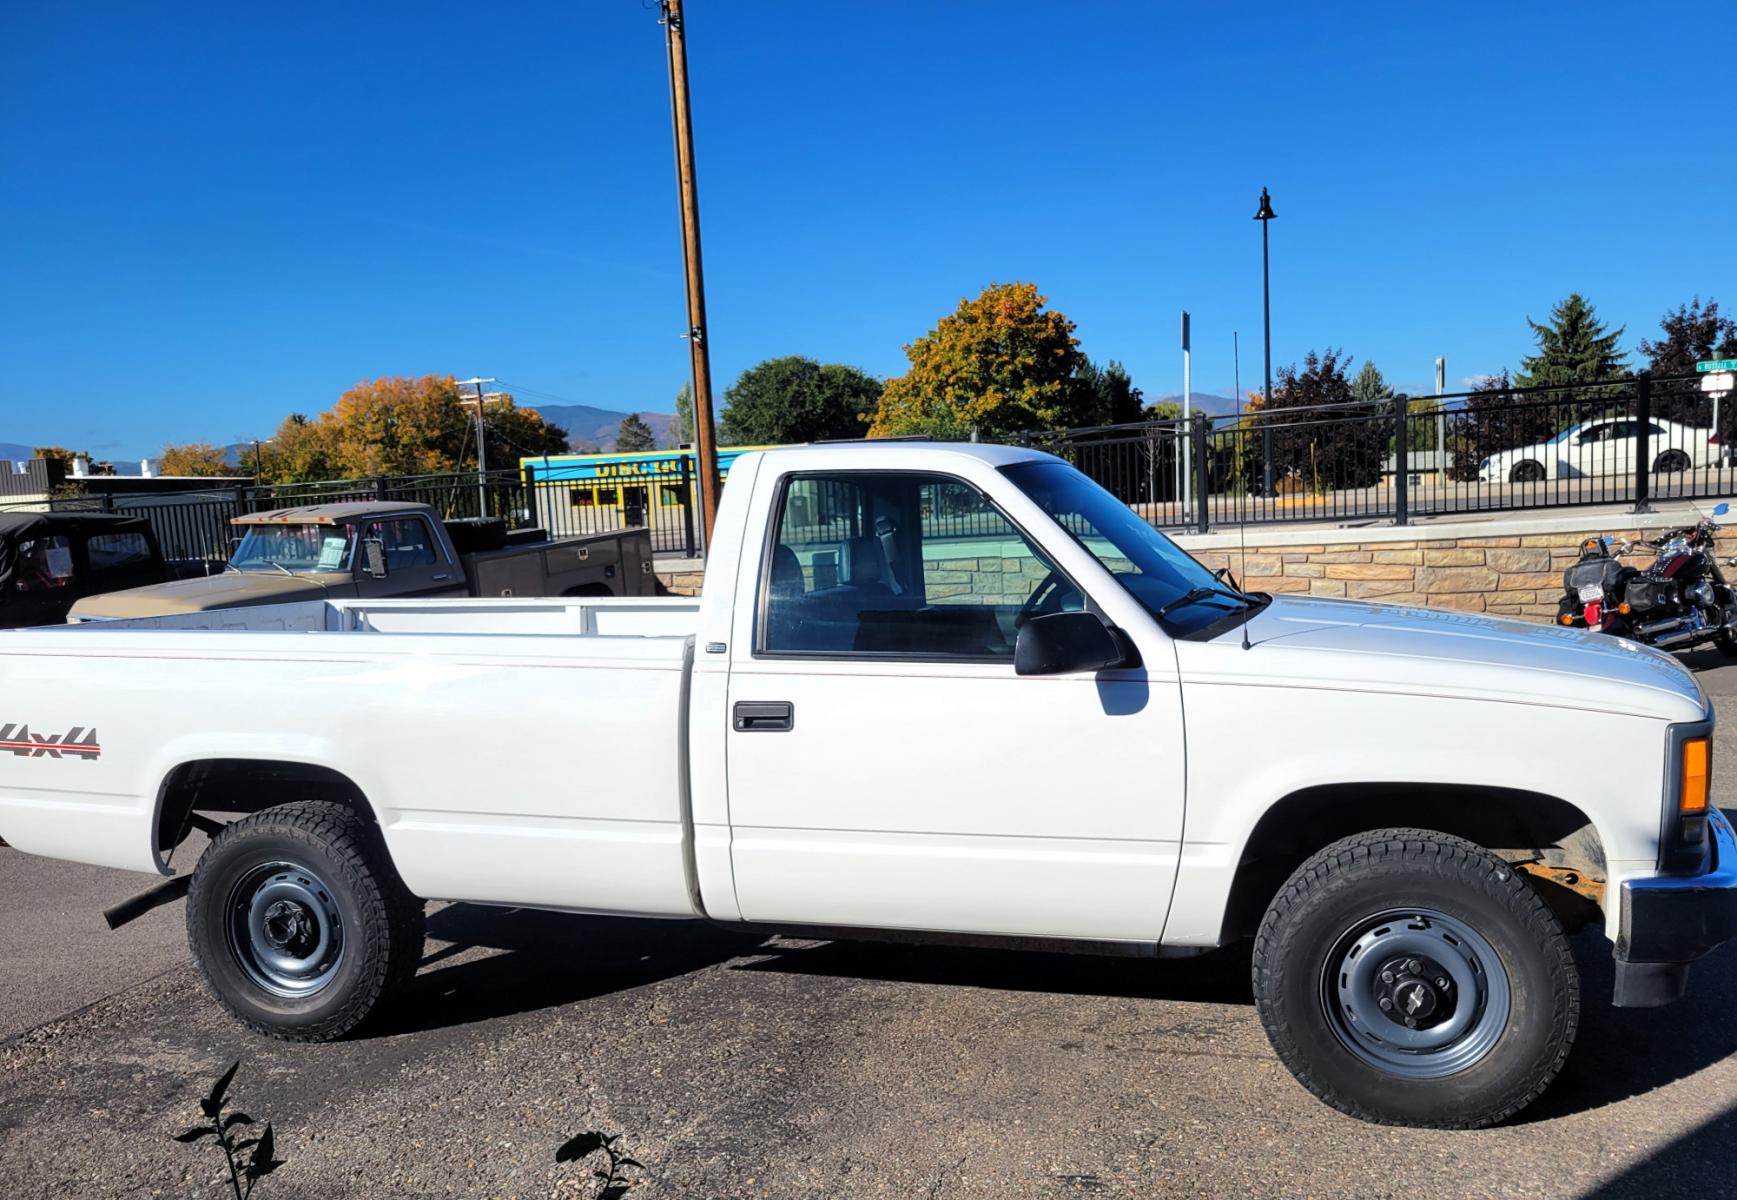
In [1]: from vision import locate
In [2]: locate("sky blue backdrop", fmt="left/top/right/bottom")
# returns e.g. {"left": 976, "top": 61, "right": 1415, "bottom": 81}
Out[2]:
{"left": 3, "top": 1, "right": 1732, "bottom": 458}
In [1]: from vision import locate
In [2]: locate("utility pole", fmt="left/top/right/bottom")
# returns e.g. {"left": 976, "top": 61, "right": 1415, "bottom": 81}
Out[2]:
{"left": 661, "top": 0, "right": 722, "bottom": 548}
{"left": 457, "top": 376, "right": 499, "bottom": 517}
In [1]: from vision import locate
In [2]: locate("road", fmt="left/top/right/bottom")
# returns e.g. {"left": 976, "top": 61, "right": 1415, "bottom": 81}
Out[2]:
{"left": 6, "top": 658, "right": 1737, "bottom": 1198}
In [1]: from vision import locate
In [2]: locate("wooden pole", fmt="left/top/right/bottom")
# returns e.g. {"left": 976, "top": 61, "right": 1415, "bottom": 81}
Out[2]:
{"left": 662, "top": 0, "right": 721, "bottom": 546}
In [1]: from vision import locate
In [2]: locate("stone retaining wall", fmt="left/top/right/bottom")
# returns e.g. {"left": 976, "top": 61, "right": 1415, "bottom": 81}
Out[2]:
{"left": 654, "top": 511, "right": 1737, "bottom": 623}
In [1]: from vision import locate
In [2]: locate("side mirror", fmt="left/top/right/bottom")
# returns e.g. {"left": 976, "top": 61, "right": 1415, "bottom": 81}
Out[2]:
{"left": 1715, "top": 503, "right": 1730, "bottom": 517}
{"left": 1015, "top": 611, "right": 1137, "bottom": 676}
{"left": 362, "top": 537, "right": 387, "bottom": 579}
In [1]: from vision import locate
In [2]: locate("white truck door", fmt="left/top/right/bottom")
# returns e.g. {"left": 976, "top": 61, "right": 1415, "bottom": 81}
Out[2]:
{"left": 724, "top": 468, "right": 1184, "bottom": 943}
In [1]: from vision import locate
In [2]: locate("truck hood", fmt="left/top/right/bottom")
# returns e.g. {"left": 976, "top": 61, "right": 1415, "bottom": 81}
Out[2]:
{"left": 69, "top": 572, "right": 330, "bottom": 619}
{"left": 1175, "top": 594, "right": 1708, "bottom": 723}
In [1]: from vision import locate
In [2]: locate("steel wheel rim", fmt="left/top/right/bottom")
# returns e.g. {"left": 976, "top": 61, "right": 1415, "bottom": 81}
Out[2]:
{"left": 225, "top": 860, "right": 345, "bottom": 998}
{"left": 1320, "top": 907, "right": 1511, "bottom": 1080}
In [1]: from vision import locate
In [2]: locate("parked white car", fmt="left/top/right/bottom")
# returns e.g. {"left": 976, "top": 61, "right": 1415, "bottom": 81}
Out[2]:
{"left": 1479, "top": 415, "right": 1720, "bottom": 483}
{"left": 2, "top": 441, "right": 1734, "bottom": 1130}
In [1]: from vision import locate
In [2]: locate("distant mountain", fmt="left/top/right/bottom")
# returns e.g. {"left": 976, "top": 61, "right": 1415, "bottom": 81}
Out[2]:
{"left": 521, "top": 405, "right": 679, "bottom": 453}
{"left": 0, "top": 442, "right": 33, "bottom": 464}
{"left": 1155, "top": 392, "right": 1244, "bottom": 418}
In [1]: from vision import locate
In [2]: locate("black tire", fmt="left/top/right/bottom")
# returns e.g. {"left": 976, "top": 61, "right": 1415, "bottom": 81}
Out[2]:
{"left": 1716, "top": 629, "right": 1737, "bottom": 657}
{"left": 1252, "top": 828, "right": 1578, "bottom": 1129}
{"left": 187, "top": 801, "right": 425, "bottom": 1042}
{"left": 1510, "top": 460, "right": 1546, "bottom": 484}
{"left": 1653, "top": 449, "right": 1691, "bottom": 473}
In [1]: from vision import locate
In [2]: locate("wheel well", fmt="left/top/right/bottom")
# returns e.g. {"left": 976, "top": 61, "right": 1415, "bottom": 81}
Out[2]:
{"left": 1219, "top": 783, "right": 1606, "bottom": 943}
{"left": 155, "top": 759, "right": 377, "bottom": 863}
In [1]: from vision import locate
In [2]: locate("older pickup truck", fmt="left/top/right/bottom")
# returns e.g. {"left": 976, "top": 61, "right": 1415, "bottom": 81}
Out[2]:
{"left": 66, "top": 501, "right": 654, "bottom": 621}
{"left": 2, "top": 442, "right": 1732, "bottom": 1128}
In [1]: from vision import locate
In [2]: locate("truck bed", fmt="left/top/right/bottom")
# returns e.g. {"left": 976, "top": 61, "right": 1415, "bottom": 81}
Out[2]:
{"left": 0, "top": 594, "right": 705, "bottom": 916}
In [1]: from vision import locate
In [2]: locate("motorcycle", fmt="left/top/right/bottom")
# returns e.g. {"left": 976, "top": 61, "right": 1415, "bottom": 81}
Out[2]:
{"left": 1557, "top": 502, "right": 1737, "bottom": 655}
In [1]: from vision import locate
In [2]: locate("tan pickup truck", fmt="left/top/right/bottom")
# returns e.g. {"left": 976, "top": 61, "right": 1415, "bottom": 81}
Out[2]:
{"left": 68, "top": 501, "right": 654, "bottom": 620}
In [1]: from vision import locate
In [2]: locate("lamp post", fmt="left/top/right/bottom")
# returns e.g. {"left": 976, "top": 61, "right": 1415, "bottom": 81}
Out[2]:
{"left": 1254, "top": 187, "right": 1276, "bottom": 497}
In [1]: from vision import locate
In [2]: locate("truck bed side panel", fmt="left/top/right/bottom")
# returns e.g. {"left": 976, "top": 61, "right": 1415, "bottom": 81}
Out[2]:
{"left": 0, "top": 631, "right": 699, "bottom": 918}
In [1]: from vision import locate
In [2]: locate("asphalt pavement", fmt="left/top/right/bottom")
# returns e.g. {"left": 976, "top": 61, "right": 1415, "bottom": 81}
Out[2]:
{"left": 6, "top": 658, "right": 1737, "bottom": 1199}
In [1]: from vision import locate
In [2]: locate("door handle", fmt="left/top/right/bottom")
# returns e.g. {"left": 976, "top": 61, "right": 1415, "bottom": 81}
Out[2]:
{"left": 432, "top": 573, "right": 452, "bottom": 582}
{"left": 733, "top": 701, "right": 794, "bottom": 732}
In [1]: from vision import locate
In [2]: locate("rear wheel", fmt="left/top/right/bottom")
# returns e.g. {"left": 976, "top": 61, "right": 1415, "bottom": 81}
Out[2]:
{"left": 187, "top": 801, "right": 425, "bottom": 1041}
{"left": 1653, "top": 449, "right": 1692, "bottom": 473}
{"left": 1253, "top": 828, "right": 1578, "bottom": 1128}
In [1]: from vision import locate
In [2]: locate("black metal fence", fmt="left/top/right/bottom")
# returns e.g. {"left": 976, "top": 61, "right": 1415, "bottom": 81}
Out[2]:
{"left": 2, "top": 466, "right": 705, "bottom": 567}
{"left": 1020, "top": 373, "right": 1727, "bottom": 532}
{"left": 5, "top": 373, "right": 1725, "bottom": 564}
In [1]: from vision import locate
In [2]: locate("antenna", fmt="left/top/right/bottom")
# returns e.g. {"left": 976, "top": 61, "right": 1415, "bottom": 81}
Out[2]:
{"left": 1234, "top": 331, "right": 1251, "bottom": 650}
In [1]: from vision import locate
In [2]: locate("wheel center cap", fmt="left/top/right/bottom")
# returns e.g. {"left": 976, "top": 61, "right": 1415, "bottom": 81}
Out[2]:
{"left": 262, "top": 899, "right": 314, "bottom": 952}
{"left": 1399, "top": 980, "right": 1437, "bottom": 1019}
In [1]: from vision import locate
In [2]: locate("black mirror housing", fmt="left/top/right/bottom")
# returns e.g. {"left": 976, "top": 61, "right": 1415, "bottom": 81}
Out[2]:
{"left": 1015, "top": 611, "right": 1137, "bottom": 676}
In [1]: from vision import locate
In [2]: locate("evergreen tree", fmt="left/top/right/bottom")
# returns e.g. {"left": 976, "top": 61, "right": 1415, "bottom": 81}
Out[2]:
{"left": 615, "top": 413, "right": 657, "bottom": 452}
{"left": 1350, "top": 360, "right": 1392, "bottom": 407}
{"left": 1514, "top": 293, "right": 1629, "bottom": 390}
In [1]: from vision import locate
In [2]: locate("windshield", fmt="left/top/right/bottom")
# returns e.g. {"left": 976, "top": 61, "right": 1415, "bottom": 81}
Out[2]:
{"left": 1549, "top": 424, "right": 1580, "bottom": 445}
{"left": 1001, "top": 460, "right": 1243, "bottom": 625}
{"left": 230, "top": 523, "right": 356, "bottom": 574}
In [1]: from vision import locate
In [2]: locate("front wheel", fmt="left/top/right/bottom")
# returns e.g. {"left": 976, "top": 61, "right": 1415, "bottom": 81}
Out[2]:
{"left": 1253, "top": 828, "right": 1578, "bottom": 1128}
{"left": 187, "top": 801, "right": 425, "bottom": 1042}
{"left": 1510, "top": 460, "right": 1546, "bottom": 484}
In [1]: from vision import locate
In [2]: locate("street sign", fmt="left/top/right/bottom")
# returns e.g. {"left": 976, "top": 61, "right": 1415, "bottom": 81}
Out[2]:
{"left": 1703, "top": 372, "right": 1736, "bottom": 393}
{"left": 1698, "top": 359, "right": 1737, "bottom": 373}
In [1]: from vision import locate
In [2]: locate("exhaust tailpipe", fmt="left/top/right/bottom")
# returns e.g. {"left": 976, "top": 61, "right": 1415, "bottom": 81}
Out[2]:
{"left": 1636, "top": 616, "right": 1692, "bottom": 638}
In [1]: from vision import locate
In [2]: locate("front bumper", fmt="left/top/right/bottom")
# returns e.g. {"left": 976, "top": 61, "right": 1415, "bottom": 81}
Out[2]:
{"left": 1613, "top": 807, "right": 1737, "bottom": 1006}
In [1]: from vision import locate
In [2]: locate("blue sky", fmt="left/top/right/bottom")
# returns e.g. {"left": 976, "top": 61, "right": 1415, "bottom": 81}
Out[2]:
{"left": 3, "top": 1, "right": 1733, "bottom": 459}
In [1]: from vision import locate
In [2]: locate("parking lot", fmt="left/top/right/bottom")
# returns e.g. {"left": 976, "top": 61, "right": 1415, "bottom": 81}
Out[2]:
{"left": 4, "top": 658, "right": 1737, "bottom": 1199}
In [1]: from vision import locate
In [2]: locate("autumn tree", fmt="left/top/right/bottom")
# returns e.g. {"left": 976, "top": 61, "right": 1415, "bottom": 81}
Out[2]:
{"left": 616, "top": 413, "right": 657, "bottom": 452}
{"left": 254, "top": 376, "right": 567, "bottom": 484}
{"left": 1641, "top": 296, "right": 1737, "bottom": 375}
{"left": 870, "top": 282, "right": 1094, "bottom": 438}
{"left": 720, "top": 356, "right": 882, "bottom": 445}
{"left": 1640, "top": 298, "right": 1737, "bottom": 430}
{"left": 158, "top": 442, "right": 234, "bottom": 477}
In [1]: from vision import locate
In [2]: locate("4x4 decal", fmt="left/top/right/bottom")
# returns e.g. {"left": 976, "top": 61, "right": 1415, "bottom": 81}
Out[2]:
{"left": 0, "top": 724, "right": 101, "bottom": 760}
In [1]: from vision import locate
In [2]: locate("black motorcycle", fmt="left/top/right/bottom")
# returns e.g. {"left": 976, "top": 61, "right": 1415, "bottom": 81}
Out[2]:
{"left": 1558, "top": 502, "right": 1737, "bottom": 655}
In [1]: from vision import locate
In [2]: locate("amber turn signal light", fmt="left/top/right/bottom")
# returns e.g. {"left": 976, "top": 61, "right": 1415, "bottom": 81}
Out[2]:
{"left": 1559, "top": 614, "right": 1573, "bottom": 625}
{"left": 1681, "top": 737, "right": 1710, "bottom": 814}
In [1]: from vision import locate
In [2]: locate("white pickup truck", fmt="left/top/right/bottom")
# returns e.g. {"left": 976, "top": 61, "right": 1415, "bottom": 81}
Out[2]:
{"left": 3, "top": 442, "right": 1733, "bottom": 1129}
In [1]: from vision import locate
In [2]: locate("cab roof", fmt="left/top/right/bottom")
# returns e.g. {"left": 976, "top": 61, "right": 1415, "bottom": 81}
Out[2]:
{"left": 232, "top": 501, "right": 433, "bottom": 526}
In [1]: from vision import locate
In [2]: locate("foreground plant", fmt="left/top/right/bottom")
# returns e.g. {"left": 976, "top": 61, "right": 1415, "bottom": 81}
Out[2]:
{"left": 172, "top": 1061, "right": 284, "bottom": 1199}
{"left": 556, "top": 1130, "right": 643, "bottom": 1199}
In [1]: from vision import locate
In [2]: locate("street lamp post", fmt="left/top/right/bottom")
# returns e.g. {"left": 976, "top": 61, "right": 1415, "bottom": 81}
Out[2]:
{"left": 1254, "top": 187, "right": 1276, "bottom": 497}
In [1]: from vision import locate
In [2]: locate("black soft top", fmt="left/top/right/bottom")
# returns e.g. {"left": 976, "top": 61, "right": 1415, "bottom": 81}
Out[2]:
{"left": 0, "top": 511, "right": 154, "bottom": 591}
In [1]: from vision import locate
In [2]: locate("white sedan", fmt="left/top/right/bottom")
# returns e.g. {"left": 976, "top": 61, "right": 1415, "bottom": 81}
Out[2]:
{"left": 1478, "top": 415, "right": 1721, "bottom": 483}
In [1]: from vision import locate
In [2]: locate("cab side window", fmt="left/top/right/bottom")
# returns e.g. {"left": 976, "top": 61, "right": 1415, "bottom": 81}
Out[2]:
{"left": 14, "top": 536, "right": 74, "bottom": 592}
{"left": 366, "top": 519, "right": 438, "bottom": 570}
{"left": 760, "top": 471, "right": 1076, "bottom": 658}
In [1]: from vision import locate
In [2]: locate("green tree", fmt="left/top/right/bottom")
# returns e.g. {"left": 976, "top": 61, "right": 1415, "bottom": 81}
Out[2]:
{"left": 1350, "top": 360, "right": 1392, "bottom": 407}
{"left": 1076, "top": 358, "right": 1145, "bottom": 425}
{"left": 615, "top": 413, "right": 657, "bottom": 452}
{"left": 1514, "top": 293, "right": 1629, "bottom": 391}
{"left": 668, "top": 383, "right": 695, "bottom": 447}
{"left": 870, "top": 282, "right": 1094, "bottom": 438}
{"left": 158, "top": 442, "right": 234, "bottom": 476}
{"left": 720, "top": 356, "right": 882, "bottom": 445}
